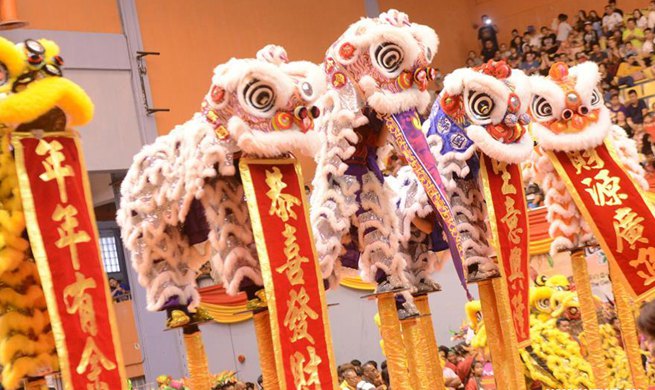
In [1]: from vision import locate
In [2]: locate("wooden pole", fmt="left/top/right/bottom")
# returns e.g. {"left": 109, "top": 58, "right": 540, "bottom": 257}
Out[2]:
{"left": 414, "top": 294, "right": 445, "bottom": 390}
{"left": 377, "top": 294, "right": 412, "bottom": 389}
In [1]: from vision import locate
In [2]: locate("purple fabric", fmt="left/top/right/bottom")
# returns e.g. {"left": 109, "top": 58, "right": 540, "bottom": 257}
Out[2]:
{"left": 162, "top": 295, "right": 181, "bottom": 310}
{"left": 183, "top": 198, "right": 210, "bottom": 245}
{"left": 388, "top": 110, "right": 473, "bottom": 300}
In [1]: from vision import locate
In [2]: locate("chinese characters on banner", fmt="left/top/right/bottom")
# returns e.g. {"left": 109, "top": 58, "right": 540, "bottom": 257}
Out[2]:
{"left": 240, "top": 159, "right": 338, "bottom": 389}
{"left": 549, "top": 143, "right": 655, "bottom": 301}
{"left": 14, "top": 135, "right": 126, "bottom": 389}
{"left": 480, "top": 154, "right": 530, "bottom": 347}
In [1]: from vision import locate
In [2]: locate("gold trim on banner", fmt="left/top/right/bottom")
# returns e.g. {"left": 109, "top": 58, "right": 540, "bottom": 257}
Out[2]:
{"left": 239, "top": 158, "right": 288, "bottom": 390}
{"left": 547, "top": 149, "right": 655, "bottom": 302}
{"left": 13, "top": 134, "right": 74, "bottom": 389}
{"left": 240, "top": 156, "right": 339, "bottom": 389}
{"left": 293, "top": 158, "right": 339, "bottom": 385}
{"left": 74, "top": 135, "right": 128, "bottom": 388}
{"left": 478, "top": 155, "right": 530, "bottom": 350}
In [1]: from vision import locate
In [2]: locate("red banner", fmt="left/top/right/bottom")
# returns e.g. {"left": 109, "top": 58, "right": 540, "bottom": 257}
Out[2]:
{"left": 240, "top": 158, "right": 338, "bottom": 389}
{"left": 548, "top": 143, "right": 655, "bottom": 301}
{"left": 13, "top": 133, "right": 127, "bottom": 389}
{"left": 479, "top": 154, "right": 530, "bottom": 347}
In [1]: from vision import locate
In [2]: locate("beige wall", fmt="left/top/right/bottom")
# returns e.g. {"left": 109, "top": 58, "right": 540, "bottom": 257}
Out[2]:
{"left": 136, "top": 0, "right": 366, "bottom": 134}
{"left": 474, "top": 0, "right": 647, "bottom": 46}
{"left": 380, "top": 0, "right": 479, "bottom": 72}
{"left": 17, "top": 0, "right": 122, "bottom": 33}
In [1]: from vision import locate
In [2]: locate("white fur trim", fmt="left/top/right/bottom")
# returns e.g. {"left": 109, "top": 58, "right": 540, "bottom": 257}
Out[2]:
{"left": 359, "top": 76, "right": 431, "bottom": 114}
{"left": 227, "top": 116, "right": 321, "bottom": 157}
{"left": 466, "top": 124, "right": 533, "bottom": 163}
{"left": 568, "top": 62, "right": 601, "bottom": 105}
{"left": 528, "top": 75, "right": 566, "bottom": 120}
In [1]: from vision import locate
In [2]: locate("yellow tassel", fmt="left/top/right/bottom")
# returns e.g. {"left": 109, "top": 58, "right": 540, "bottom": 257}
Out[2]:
{"left": 414, "top": 295, "right": 445, "bottom": 390}
{"left": 183, "top": 330, "right": 211, "bottom": 390}
{"left": 479, "top": 280, "right": 511, "bottom": 389}
{"left": 377, "top": 294, "right": 411, "bottom": 389}
{"left": 609, "top": 263, "right": 648, "bottom": 388}
{"left": 253, "top": 310, "right": 280, "bottom": 390}
{"left": 570, "top": 249, "right": 609, "bottom": 388}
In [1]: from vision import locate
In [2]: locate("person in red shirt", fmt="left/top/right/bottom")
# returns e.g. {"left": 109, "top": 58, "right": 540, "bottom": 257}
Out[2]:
{"left": 465, "top": 361, "right": 484, "bottom": 390}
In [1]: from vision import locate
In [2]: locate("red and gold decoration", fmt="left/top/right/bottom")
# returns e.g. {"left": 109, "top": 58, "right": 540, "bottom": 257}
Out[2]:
{"left": 548, "top": 143, "right": 655, "bottom": 301}
{"left": 13, "top": 133, "right": 126, "bottom": 389}
{"left": 479, "top": 154, "right": 530, "bottom": 347}
{"left": 240, "top": 158, "right": 338, "bottom": 389}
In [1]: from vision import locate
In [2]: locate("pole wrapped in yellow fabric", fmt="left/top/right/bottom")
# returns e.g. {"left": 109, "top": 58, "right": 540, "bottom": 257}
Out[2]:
{"left": 478, "top": 280, "right": 510, "bottom": 389}
{"left": 609, "top": 263, "right": 648, "bottom": 389}
{"left": 377, "top": 294, "right": 411, "bottom": 389}
{"left": 570, "top": 249, "right": 609, "bottom": 388}
{"left": 401, "top": 317, "right": 431, "bottom": 390}
{"left": 492, "top": 278, "right": 527, "bottom": 390}
{"left": 414, "top": 295, "right": 445, "bottom": 390}
{"left": 182, "top": 328, "right": 211, "bottom": 390}
{"left": 253, "top": 310, "right": 280, "bottom": 390}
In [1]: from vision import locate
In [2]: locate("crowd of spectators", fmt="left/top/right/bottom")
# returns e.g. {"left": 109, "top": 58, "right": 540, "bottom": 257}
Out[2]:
{"left": 471, "top": 0, "right": 655, "bottom": 174}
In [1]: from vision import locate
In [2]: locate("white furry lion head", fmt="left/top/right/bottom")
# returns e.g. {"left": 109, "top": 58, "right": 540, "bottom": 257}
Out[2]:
{"left": 200, "top": 44, "right": 326, "bottom": 157}
{"left": 323, "top": 9, "right": 438, "bottom": 115}
{"left": 529, "top": 61, "right": 609, "bottom": 151}
{"left": 434, "top": 60, "right": 533, "bottom": 163}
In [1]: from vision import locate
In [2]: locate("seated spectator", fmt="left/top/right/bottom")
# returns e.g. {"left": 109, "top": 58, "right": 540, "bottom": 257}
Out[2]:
{"left": 609, "top": 0, "right": 624, "bottom": 17}
{"left": 109, "top": 277, "right": 130, "bottom": 302}
{"left": 614, "top": 53, "right": 646, "bottom": 86}
{"left": 525, "top": 25, "right": 542, "bottom": 49}
{"left": 554, "top": 13, "right": 573, "bottom": 43}
{"left": 590, "top": 42, "right": 609, "bottom": 63}
{"left": 361, "top": 362, "right": 385, "bottom": 390}
{"left": 634, "top": 8, "right": 648, "bottom": 30}
{"left": 540, "top": 26, "right": 557, "bottom": 46}
{"left": 574, "top": 10, "right": 588, "bottom": 32}
{"left": 649, "top": 1, "right": 655, "bottom": 30}
{"left": 607, "top": 92, "right": 625, "bottom": 118}
{"left": 467, "top": 50, "right": 484, "bottom": 67}
{"left": 340, "top": 366, "right": 360, "bottom": 390}
{"left": 625, "top": 89, "right": 649, "bottom": 125}
{"left": 481, "top": 39, "right": 496, "bottom": 62}
{"left": 623, "top": 18, "right": 646, "bottom": 49}
{"left": 588, "top": 10, "right": 603, "bottom": 38}
{"left": 575, "top": 51, "right": 589, "bottom": 64}
{"left": 616, "top": 110, "right": 636, "bottom": 138}
{"left": 620, "top": 41, "right": 639, "bottom": 59}
{"left": 582, "top": 21, "right": 599, "bottom": 51}
{"left": 639, "top": 299, "right": 655, "bottom": 357}
{"left": 499, "top": 43, "right": 511, "bottom": 59}
{"left": 443, "top": 365, "right": 462, "bottom": 390}
{"left": 520, "top": 51, "right": 541, "bottom": 75}
{"left": 644, "top": 28, "right": 655, "bottom": 56}
{"left": 510, "top": 35, "right": 524, "bottom": 56}
{"left": 465, "top": 361, "right": 484, "bottom": 390}
{"left": 603, "top": 4, "right": 623, "bottom": 33}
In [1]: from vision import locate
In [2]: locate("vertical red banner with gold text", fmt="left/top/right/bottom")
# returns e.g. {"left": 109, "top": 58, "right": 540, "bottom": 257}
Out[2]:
{"left": 548, "top": 143, "right": 655, "bottom": 301}
{"left": 240, "top": 157, "right": 338, "bottom": 390}
{"left": 13, "top": 133, "right": 127, "bottom": 390}
{"left": 479, "top": 154, "right": 530, "bottom": 347}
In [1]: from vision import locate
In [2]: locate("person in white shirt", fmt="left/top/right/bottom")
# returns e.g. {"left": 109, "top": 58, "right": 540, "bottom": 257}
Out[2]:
{"left": 443, "top": 366, "right": 463, "bottom": 390}
{"left": 603, "top": 5, "right": 623, "bottom": 32}
{"left": 635, "top": 8, "right": 649, "bottom": 30}
{"left": 555, "top": 14, "right": 573, "bottom": 42}
{"left": 648, "top": 1, "right": 655, "bottom": 29}
{"left": 643, "top": 28, "right": 655, "bottom": 55}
